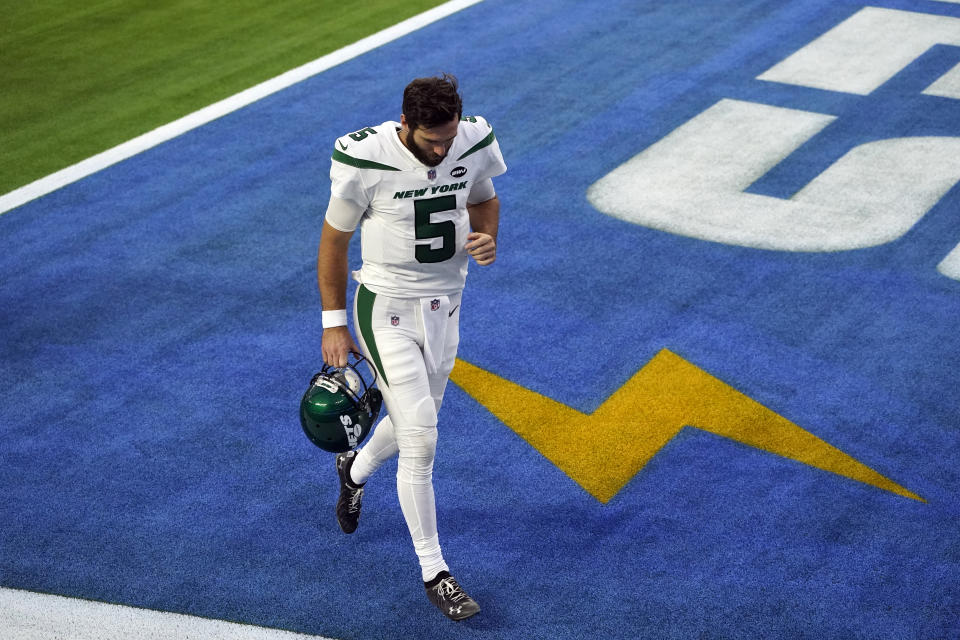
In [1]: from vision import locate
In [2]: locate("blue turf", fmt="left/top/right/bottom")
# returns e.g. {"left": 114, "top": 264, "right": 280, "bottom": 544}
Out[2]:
{"left": 2, "top": 1, "right": 960, "bottom": 638}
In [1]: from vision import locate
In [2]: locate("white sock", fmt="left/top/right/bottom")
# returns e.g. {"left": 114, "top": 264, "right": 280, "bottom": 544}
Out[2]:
{"left": 415, "top": 534, "right": 449, "bottom": 583}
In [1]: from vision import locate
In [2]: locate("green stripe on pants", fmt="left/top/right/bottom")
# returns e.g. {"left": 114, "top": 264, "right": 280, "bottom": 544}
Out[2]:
{"left": 356, "top": 285, "right": 389, "bottom": 387}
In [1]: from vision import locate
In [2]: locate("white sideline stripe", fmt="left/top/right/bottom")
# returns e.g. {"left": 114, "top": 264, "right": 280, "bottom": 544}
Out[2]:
{"left": 0, "top": 0, "right": 484, "bottom": 216}
{"left": 0, "top": 587, "right": 335, "bottom": 640}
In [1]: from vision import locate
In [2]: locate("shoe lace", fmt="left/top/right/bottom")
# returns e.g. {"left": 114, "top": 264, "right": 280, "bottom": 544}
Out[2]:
{"left": 436, "top": 577, "right": 467, "bottom": 603}
{"left": 347, "top": 486, "right": 363, "bottom": 513}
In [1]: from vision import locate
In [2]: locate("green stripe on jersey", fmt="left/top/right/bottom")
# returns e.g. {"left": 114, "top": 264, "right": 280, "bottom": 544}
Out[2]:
{"left": 332, "top": 149, "right": 401, "bottom": 171}
{"left": 356, "top": 285, "right": 390, "bottom": 387}
{"left": 457, "top": 129, "right": 496, "bottom": 160}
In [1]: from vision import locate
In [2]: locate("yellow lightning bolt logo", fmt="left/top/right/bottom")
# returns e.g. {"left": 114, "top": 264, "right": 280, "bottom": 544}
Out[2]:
{"left": 450, "top": 349, "right": 922, "bottom": 504}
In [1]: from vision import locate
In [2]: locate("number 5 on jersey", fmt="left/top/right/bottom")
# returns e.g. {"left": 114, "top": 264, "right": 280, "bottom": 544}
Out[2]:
{"left": 415, "top": 195, "right": 456, "bottom": 263}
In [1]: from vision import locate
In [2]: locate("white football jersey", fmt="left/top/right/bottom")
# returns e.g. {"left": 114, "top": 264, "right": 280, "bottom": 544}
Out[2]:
{"left": 328, "top": 116, "right": 507, "bottom": 298}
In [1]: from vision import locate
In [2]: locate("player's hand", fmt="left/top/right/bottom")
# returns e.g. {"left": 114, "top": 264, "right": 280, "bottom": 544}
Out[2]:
{"left": 465, "top": 232, "right": 496, "bottom": 266}
{"left": 322, "top": 326, "right": 359, "bottom": 368}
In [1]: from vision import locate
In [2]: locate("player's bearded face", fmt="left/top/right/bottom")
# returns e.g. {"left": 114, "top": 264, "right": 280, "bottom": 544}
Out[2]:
{"left": 403, "top": 118, "right": 459, "bottom": 167}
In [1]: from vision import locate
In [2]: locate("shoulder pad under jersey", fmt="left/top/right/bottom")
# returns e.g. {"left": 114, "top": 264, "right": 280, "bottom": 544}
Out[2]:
{"left": 332, "top": 122, "right": 402, "bottom": 172}
{"left": 455, "top": 115, "right": 498, "bottom": 161}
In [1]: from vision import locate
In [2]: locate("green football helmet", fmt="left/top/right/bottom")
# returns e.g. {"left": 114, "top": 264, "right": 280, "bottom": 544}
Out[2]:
{"left": 300, "top": 354, "right": 383, "bottom": 453}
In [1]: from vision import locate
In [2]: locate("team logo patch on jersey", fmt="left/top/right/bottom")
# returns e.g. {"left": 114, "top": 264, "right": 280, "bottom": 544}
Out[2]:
{"left": 427, "top": 169, "right": 437, "bottom": 180}
{"left": 391, "top": 315, "right": 400, "bottom": 326}
{"left": 450, "top": 166, "right": 467, "bottom": 178}
{"left": 431, "top": 299, "right": 440, "bottom": 311}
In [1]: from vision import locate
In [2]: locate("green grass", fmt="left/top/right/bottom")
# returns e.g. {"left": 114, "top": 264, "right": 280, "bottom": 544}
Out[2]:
{"left": 0, "top": 0, "right": 448, "bottom": 195}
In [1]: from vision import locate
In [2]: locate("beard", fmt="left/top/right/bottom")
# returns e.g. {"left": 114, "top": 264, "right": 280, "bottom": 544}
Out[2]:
{"left": 402, "top": 133, "right": 446, "bottom": 167}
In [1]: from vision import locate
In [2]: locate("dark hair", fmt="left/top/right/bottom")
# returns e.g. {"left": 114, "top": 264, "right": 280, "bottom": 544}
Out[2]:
{"left": 402, "top": 73, "right": 463, "bottom": 132}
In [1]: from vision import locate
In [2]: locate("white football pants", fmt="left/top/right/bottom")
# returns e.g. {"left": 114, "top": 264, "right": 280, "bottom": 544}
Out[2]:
{"left": 349, "top": 284, "right": 461, "bottom": 582}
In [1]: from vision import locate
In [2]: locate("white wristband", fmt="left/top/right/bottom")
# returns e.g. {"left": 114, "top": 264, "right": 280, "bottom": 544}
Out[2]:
{"left": 322, "top": 309, "right": 348, "bottom": 328}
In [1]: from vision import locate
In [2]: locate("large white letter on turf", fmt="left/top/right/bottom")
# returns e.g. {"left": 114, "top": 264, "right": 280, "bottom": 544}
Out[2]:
{"left": 587, "top": 99, "right": 960, "bottom": 252}
{"left": 588, "top": 7, "right": 960, "bottom": 280}
{"left": 757, "top": 7, "right": 960, "bottom": 95}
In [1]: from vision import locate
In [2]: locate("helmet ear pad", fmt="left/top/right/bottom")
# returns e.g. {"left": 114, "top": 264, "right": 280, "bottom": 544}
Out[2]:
{"left": 365, "top": 387, "right": 383, "bottom": 419}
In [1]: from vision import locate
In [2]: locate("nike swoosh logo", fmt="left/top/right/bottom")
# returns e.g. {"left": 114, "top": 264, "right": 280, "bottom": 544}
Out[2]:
{"left": 448, "top": 305, "right": 459, "bottom": 317}
{"left": 338, "top": 140, "right": 348, "bottom": 150}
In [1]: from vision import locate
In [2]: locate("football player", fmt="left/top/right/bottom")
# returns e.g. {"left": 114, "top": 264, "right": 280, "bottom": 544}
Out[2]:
{"left": 317, "top": 73, "right": 506, "bottom": 621}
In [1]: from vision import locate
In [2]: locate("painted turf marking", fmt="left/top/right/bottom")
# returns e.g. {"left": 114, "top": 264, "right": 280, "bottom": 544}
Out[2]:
{"left": 0, "top": 0, "right": 484, "bottom": 216}
{"left": 757, "top": 7, "right": 960, "bottom": 95}
{"left": 451, "top": 350, "right": 923, "bottom": 504}
{"left": 939, "top": 244, "right": 960, "bottom": 279}
{"left": 0, "top": 587, "right": 334, "bottom": 640}
{"left": 588, "top": 7, "right": 960, "bottom": 282}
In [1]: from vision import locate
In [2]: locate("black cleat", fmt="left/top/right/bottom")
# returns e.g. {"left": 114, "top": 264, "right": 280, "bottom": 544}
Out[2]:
{"left": 335, "top": 450, "right": 364, "bottom": 534}
{"left": 425, "top": 574, "right": 480, "bottom": 621}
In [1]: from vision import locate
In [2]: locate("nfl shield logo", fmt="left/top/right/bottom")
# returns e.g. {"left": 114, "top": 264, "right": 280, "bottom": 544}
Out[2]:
{"left": 391, "top": 315, "right": 400, "bottom": 326}
{"left": 427, "top": 169, "right": 436, "bottom": 180}
{"left": 431, "top": 299, "right": 440, "bottom": 311}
